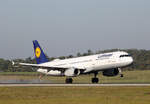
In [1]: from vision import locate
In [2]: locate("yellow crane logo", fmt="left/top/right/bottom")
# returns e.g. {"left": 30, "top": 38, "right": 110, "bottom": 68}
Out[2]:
{"left": 35, "top": 47, "right": 41, "bottom": 58}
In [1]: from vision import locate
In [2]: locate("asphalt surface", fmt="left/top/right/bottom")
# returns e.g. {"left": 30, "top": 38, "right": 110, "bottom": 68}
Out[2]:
{"left": 0, "top": 84, "right": 150, "bottom": 87}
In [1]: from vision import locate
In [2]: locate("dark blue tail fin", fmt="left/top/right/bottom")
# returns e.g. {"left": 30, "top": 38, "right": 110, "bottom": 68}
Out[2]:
{"left": 33, "top": 40, "right": 49, "bottom": 64}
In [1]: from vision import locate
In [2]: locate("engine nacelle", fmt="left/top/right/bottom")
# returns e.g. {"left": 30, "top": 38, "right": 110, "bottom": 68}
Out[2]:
{"left": 64, "top": 68, "right": 80, "bottom": 77}
{"left": 37, "top": 68, "right": 48, "bottom": 74}
{"left": 103, "top": 68, "right": 119, "bottom": 77}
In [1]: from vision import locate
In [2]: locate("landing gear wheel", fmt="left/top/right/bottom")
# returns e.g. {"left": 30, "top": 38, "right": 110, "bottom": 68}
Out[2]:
{"left": 65, "top": 78, "right": 73, "bottom": 84}
{"left": 91, "top": 72, "right": 99, "bottom": 84}
{"left": 120, "top": 74, "right": 124, "bottom": 77}
{"left": 92, "top": 78, "right": 99, "bottom": 83}
{"left": 118, "top": 68, "right": 124, "bottom": 77}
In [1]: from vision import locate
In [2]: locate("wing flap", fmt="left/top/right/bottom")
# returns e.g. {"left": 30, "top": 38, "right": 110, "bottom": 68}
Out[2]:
{"left": 19, "top": 63, "right": 69, "bottom": 70}
{"left": 18, "top": 63, "right": 86, "bottom": 71}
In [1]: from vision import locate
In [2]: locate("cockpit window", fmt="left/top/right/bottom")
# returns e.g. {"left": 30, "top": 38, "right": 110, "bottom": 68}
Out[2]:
{"left": 120, "top": 54, "right": 131, "bottom": 58}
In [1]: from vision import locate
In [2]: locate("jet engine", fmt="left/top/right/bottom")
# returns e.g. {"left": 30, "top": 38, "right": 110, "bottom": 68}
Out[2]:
{"left": 64, "top": 68, "right": 80, "bottom": 77}
{"left": 102, "top": 68, "right": 119, "bottom": 77}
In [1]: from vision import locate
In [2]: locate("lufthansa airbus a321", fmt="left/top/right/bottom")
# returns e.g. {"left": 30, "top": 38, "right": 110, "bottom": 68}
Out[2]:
{"left": 18, "top": 40, "right": 133, "bottom": 84}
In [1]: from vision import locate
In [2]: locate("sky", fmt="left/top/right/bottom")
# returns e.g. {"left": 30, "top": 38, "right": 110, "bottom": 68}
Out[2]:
{"left": 0, "top": 0, "right": 150, "bottom": 59}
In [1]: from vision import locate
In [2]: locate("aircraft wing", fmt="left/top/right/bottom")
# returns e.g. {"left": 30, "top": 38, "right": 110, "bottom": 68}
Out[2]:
{"left": 18, "top": 63, "right": 85, "bottom": 71}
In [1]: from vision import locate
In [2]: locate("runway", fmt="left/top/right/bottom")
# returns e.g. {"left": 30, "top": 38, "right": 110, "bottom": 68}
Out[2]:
{"left": 0, "top": 84, "right": 150, "bottom": 87}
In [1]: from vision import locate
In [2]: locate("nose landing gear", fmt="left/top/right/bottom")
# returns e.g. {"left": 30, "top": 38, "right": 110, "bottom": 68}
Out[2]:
{"left": 119, "top": 68, "right": 124, "bottom": 77}
{"left": 120, "top": 74, "right": 124, "bottom": 77}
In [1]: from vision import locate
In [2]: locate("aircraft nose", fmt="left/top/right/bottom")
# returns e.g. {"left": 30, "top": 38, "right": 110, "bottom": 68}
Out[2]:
{"left": 130, "top": 57, "right": 134, "bottom": 64}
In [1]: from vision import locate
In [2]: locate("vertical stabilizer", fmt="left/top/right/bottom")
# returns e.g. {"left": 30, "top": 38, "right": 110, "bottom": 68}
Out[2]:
{"left": 33, "top": 40, "right": 48, "bottom": 64}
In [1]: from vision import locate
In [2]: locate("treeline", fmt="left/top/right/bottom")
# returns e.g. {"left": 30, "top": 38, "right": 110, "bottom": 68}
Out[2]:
{"left": 0, "top": 49, "right": 150, "bottom": 72}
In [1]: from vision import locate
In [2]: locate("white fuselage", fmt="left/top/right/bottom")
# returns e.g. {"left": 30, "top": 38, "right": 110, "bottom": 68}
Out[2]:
{"left": 37, "top": 51, "right": 133, "bottom": 76}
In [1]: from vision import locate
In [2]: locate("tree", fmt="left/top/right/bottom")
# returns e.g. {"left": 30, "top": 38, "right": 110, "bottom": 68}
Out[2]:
{"left": 77, "top": 52, "right": 81, "bottom": 57}
{"left": 87, "top": 49, "right": 93, "bottom": 55}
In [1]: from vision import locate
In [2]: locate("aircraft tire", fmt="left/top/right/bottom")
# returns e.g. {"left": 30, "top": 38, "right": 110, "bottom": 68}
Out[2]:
{"left": 120, "top": 74, "right": 124, "bottom": 77}
{"left": 65, "top": 78, "right": 73, "bottom": 84}
{"left": 92, "top": 78, "right": 99, "bottom": 83}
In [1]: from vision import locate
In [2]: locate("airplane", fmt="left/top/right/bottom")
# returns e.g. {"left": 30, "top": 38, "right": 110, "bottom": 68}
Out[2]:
{"left": 17, "top": 40, "right": 133, "bottom": 84}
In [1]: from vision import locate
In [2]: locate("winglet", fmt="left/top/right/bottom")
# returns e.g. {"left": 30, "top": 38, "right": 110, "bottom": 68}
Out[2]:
{"left": 12, "top": 61, "right": 15, "bottom": 66}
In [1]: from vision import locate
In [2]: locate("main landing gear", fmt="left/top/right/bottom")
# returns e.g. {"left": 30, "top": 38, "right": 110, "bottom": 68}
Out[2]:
{"left": 91, "top": 72, "right": 99, "bottom": 83}
{"left": 65, "top": 78, "right": 73, "bottom": 84}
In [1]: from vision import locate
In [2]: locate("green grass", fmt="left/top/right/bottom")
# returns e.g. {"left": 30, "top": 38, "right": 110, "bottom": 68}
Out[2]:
{"left": 0, "top": 86, "right": 150, "bottom": 104}
{"left": 0, "top": 70, "right": 150, "bottom": 104}
{"left": 0, "top": 70, "right": 150, "bottom": 83}
{"left": 0, "top": 72, "right": 38, "bottom": 75}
